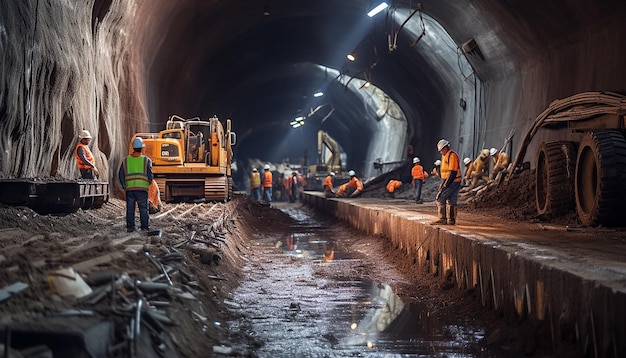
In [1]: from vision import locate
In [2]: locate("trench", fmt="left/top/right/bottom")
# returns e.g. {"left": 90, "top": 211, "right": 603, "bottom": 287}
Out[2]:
{"left": 225, "top": 204, "right": 500, "bottom": 357}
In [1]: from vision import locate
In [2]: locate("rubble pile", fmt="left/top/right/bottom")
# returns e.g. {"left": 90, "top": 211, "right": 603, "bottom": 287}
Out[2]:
{"left": 0, "top": 198, "right": 250, "bottom": 357}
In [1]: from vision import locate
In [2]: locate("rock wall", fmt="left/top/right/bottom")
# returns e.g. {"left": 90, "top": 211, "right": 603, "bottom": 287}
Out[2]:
{"left": 0, "top": 0, "right": 145, "bottom": 187}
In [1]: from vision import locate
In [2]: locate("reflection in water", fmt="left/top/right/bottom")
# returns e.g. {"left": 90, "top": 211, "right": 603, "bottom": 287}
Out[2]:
{"left": 344, "top": 282, "right": 405, "bottom": 348}
{"left": 324, "top": 239, "right": 335, "bottom": 262}
{"left": 230, "top": 207, "right": 494, "bottom": 356}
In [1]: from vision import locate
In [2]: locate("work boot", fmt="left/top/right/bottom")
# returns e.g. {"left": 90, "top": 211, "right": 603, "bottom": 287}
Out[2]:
{"left": 432, "top": 203, "right": 447, "bottom": 224}
{"left": 448, "top": 205, "right": 457, "bottom": 225}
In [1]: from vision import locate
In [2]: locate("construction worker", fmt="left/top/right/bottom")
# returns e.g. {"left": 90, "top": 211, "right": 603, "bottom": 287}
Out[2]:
{"left": 261, "top": 164, "right": 273, "bottom": 202}
{"left": 434, "top": 139, "right": 461, "bottom": 225}
{"left": 250, "top": 168, "right": 261, "bottom": 200}
{"left": 386, "top": 179, "right": 402, "bottom": 198}
{"left": 462, "top": 157, "right": 473, "bottom": 186}
{"left": 119, "top": 137, "right": 154, "bottom": 232}
{"left": 323, "top": 172, "right": 335, "bottom": 198}
{"left": 411, "top": 157, "right": 428, "bottom": 204}
{"left": 431, "top": 160, "right": 441, "bottom": 177}
{"left": 337, "top": 170, "right": 363, "bottom": 198}
{"left": 288, "top": 171, "right": 299, "bottom": 203}
{"left": 75, "top": 130, "right": 99, "bottom": 179}
{"left": 466, "top": 149, "right": 491, "bottom": 189}
{"left": 489, "top": 147, "right": 510, "bottom": 181}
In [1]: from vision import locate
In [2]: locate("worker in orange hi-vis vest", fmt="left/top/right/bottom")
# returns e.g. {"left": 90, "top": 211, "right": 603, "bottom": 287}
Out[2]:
{"left": 411, "top": 157, "right": 428, "bottom": 204}
{"left": 261, "top": 164, "right": 273, "bottom": 202}
{"left": 386, "top": 179, "right": 402, "bottom": 198}
{"left": 433, "top": 139, "right": 462, "bottom": 225}
{"left": 323, "top": 172, "right": 335, "bottom": 198}
{"left": 337, "top": 170, "right": 362, "bottom": 198}
{"left": 75, "top": 129, "right": 99, "bottom": 179}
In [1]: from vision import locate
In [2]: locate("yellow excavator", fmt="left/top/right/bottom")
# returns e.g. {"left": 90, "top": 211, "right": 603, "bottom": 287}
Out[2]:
{"left": 130, "top": 114, "right": 236, "bottom": 202}
{"left": 306, "top": 130, "right": 349, "bottom": 190}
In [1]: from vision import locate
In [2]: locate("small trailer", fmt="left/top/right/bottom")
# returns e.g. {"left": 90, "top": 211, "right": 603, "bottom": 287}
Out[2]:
{"left": 0, "top": 179, "right": 109, "bottom": 214}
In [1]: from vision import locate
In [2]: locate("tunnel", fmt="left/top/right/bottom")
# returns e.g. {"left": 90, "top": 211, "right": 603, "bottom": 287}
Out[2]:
{"left": 1, "top": 0, "right": 626, "bottom": 356}
{"left": 2, "top": 0, "right": 625, "bottom": 191}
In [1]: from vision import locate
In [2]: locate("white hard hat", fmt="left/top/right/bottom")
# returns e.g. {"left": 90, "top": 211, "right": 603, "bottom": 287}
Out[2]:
{"left": 412, "top": 157, "right": 420, "bottom": 164}
{"left": 463, "top": 157, "right": 471, "bottom": 166}
{"left": 252, "top": 168, "right": 258, "bottom": 172}
{"left": 132, "top": 137, "right": 145, "bottom": 149}
{"left": 263, "top": 164, "right": 270, "bottom": 170}
{"left": 330, "top": 172, "right": 335, "bottom": 176}
{"left": 490, "top": 147, "right": 497, "bottom": 156}
{"left": 348, "top": 170, "right": 356, "bottom": 177}
{"left": 79, "top": 130, "right": 92, "bottom": 139}
{"left": 437, "top": 139, "right": 450, "bottom": 152}
{"left": 434, "top": 160, "right": 441, "bottom": 166}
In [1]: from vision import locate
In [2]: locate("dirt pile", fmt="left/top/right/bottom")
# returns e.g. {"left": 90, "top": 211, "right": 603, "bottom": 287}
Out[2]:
{"left": 0, "top": 197, "right": 254, "bottom": 357}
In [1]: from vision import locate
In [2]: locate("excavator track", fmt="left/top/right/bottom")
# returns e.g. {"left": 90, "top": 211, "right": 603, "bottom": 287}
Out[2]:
{"left": 155, "top": 176, "right": 229, "bottom": 202}
{"left": 204, "top": 176, "right": 229, "bottom": 202}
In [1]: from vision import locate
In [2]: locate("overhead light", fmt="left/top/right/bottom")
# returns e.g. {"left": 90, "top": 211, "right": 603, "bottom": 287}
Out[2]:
{"left": 313, "top": 91, "right": 324, "bottom": 98}
{"left": 367, "top": 1, "right": 388, "bottom": 17}
{"left": 347, "top": 53, "right": 356, "bottom": 61}
{"left": 290, "top": 116, "right": 306, "bottom": 128}
{"left": 263, "top": 5, "right": 270, "bottom": 16}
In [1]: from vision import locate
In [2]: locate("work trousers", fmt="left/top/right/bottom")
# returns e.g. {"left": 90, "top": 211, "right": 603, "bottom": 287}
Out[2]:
{"left": 263, "top": 187, "right": 273, "bottom": 202}
{"left": 80, "top": 169, "right": 96, "bottom": 179}
{"left": 413, "top": 179, "right": 423, "bottom": 201}
{"left": 126, "top": 190, "right": 149, "bottom": 229}
{"left": 251, "top": 187, "right": 261, "bottom": 200}
{"left": 436, "top": 181, "right": 461, "bottom": 206}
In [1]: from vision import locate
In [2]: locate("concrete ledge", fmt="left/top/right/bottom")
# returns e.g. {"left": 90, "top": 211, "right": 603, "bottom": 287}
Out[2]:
{"left": 303, "top": 192, "right": 626, "bottom": 356}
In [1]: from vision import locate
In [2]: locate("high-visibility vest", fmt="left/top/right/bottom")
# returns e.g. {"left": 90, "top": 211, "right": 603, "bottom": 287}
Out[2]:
{"left": 75, "top": 143, "right": 95, "bottom": 170}
{"left": 323, "top": 175, "right": 333, "bottom": 189}
{"left": 386, "top": 180, "right": 402, "bottom": 193}
{"left": 262, "top": 170, "right": 273, "bottom": 188}
{"left": 123, "top": 155, "right": 150, "bottom": 191}
{"left": 440, "top": 150, "right": 462, "bottom": 182}
{"left": 411, "top": 164, "right": 428, "bottom": 181}
{"left": 348, "top": 177, "right": 363, "bottom": 190}
{"left": 250, "top": 172, "right": 261, "bottom": 188}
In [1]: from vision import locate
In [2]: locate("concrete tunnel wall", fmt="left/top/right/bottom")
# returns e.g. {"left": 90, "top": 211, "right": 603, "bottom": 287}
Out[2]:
{"left": 302, "top": 193, "right": 626, "bottom": 356}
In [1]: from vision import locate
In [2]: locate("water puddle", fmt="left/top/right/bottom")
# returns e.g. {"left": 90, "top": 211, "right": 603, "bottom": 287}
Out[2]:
{"left": 226, "top": 206, "right": 495, "bottom": 357}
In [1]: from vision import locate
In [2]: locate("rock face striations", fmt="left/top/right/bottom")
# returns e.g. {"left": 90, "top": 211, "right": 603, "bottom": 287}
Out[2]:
{"left": 0, "top": 1, "right": 146, "bottom": 186}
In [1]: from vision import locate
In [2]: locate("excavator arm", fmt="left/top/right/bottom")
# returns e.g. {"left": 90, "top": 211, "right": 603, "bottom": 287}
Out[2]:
{"left": 317, "top": 130, "right": 341, "bottom": 169}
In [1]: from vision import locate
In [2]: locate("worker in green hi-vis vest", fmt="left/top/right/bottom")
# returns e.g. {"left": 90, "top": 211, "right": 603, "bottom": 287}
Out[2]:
{"left": 119, "top": 137, "right": 154, "bottom": 233}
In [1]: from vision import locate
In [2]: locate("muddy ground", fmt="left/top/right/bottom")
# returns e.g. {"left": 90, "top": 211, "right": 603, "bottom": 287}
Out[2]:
{"left": 0, "top": 169, "right": 583, "bottom": 357}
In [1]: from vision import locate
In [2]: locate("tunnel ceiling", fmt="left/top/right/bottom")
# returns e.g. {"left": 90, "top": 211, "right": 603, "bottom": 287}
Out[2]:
{"left": 138, "top": 0, "right": 455, "bottom": 165}
{"left": 128, "top": 0, "right": 626, "bottom": 166}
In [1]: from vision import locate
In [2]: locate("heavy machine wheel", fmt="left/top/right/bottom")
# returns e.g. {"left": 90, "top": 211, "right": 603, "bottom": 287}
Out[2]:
{"left": 535, "top": 141, "right": 577, "bottom": 217}
{"left": 575, "top": 130, "right": 626, "bottom": 226}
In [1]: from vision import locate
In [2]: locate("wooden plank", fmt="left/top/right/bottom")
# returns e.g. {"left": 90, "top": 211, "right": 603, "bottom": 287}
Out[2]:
{"left": 73, "top": 252, "right": 125, "bottom": 272}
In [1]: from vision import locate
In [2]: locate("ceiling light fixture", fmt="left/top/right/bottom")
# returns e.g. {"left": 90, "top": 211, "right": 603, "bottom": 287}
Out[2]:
{"left": 290, "top": 116, "right": 306, "bottom": 128}
{"left": 313, "top": 91, "right": 324, "bottom": 98}
{"left": 367, "top": 1, "right": 388, "bottom": 17}
{"left": 347, "top": 53, "right": 356, "bottom": 61}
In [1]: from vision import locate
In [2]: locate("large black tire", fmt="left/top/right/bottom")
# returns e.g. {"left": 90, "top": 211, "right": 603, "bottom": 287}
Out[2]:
{"left": 535, "top": 141, "right": 577, "bottom": 217}
{"left": 575, "top": 130, "right": 626, "bottom": 226}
